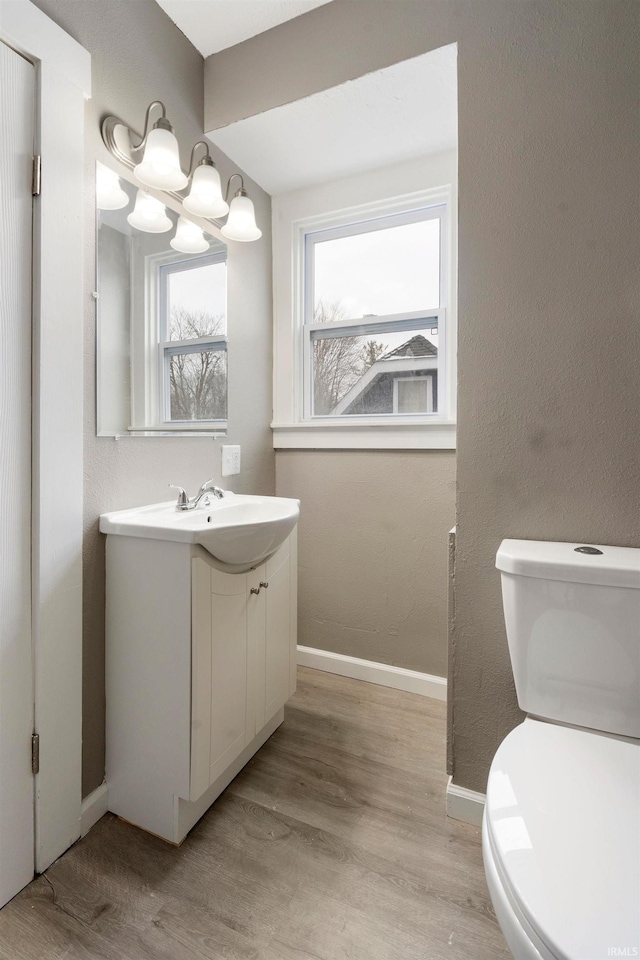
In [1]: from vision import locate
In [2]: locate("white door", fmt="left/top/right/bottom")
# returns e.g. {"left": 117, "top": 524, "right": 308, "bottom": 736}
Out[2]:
{"left": 0, "top": 38, "right": 36, "bottom": 906}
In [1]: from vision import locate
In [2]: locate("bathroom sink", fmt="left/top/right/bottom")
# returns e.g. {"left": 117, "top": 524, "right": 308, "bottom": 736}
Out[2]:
{"left": 100, "top": 493, "right": 300, "bottom": 566}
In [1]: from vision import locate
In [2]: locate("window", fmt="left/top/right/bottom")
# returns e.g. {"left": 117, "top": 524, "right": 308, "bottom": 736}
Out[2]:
{"left": 157, "top": 255, "right": 227, "bottom": 425}
{"left": 272, "top": 178, "right": 457, "bottom": 449}
{"left": 302, "top": 204, "right": 450, "bottom": 431}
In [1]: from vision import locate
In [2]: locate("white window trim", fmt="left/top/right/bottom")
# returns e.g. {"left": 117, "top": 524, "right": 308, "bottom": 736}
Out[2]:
{"left": 272, "top": 185, "right": 456, "bottom": 450}
{"left": 130, "top": 249, "right": 228, "bottom": 434}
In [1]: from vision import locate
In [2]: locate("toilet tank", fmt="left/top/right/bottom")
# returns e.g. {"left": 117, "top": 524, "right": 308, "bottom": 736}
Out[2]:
{"left": 496, "top": 540, "right": 640, "bottom": 739}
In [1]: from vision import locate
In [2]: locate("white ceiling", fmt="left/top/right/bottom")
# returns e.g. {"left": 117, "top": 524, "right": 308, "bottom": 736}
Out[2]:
{"left": 154, "top": 0, "right": 333, "bottom": 57}
{"left": 207, "top": 44, "right": 458, "bottom": 196}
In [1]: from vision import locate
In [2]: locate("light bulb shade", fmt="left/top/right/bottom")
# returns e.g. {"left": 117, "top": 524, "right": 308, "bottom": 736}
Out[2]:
{"left": 96, "top": 166, "right": 129, "bottom": 210}
{"left": 127, "top": 190, "right": 173, "bottom": 233}
{"left": 133, "top": 126, "right": 188, "bottom": 191}
{"left": 170, "top": 216, "right": 210, "bottom": 254}
{"left": 183, "top": 163, "right": 229, "bottom": 219}
{"left": 221, "top": 194, "right": 262, "bottom": 242}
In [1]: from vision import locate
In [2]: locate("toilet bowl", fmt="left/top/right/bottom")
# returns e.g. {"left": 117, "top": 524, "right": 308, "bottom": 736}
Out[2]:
{"left": 483, "top": 540, "right": 640, "bottom": 960}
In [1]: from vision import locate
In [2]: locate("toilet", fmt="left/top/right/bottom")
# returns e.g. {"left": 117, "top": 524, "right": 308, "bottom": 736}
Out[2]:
{"left": 483, "top": 539, "right": 640, "bottom": 960}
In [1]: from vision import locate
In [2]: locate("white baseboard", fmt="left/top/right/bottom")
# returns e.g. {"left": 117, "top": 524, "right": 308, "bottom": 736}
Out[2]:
{"left": 446, "top": 775, "right": 486, "bottom": 826}
{"left": 80, "top": 782, "right": 109, "bottom": 837}
{"left": 297, "top": 645, "right": 447, "bottom": 701}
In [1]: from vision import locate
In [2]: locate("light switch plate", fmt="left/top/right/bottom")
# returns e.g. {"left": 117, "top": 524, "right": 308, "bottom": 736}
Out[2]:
{"left": 221, "top": 444, "right": 241, "bottom": 476}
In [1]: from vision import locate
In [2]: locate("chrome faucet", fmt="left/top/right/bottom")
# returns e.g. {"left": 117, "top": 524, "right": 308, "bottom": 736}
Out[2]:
{"left": 169, "top": 479, "right": 225, "bottom": 511}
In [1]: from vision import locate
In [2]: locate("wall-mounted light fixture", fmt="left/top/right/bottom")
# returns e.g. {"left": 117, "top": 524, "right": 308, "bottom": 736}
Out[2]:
{"left": 96, "top": 164, "right": 129, "bottom": 210}
{"left": 127, "top": 189, "right": 173, "bottom": 233}
{"left": 170, "top": 216, "right": 210, "bottom": 254}
{"left": 101, "top": 100, "right": 261, "bottom": 242}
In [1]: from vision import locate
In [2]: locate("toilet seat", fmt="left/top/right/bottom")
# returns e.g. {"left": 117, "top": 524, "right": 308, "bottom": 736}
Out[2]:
{"left": 484, "top": 718, "right": 640, "bottom": 960}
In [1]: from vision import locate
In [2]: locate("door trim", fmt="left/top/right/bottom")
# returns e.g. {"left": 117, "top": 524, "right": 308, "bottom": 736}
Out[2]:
{"left": 0, "top": 0, "right": 90, "bottom": 873}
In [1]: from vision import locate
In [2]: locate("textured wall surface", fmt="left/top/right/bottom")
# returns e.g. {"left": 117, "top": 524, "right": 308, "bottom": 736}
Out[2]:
{"left": 32, "top": 0, "right": 275, "bottom": 796}
{"left": 276, "top": 451, "right": 456, "bottom": 677}
{"left": 209, "top": 0, "right": 640, "bottom": 793}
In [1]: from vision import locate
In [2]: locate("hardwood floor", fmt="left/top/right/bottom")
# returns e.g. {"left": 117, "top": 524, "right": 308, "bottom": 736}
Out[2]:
{"left": 0, "top": 668, "right": 510, "bottom": 960}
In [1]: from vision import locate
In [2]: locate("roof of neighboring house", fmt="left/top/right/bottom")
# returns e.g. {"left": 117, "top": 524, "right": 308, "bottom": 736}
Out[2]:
{"left": 382, "top": 334, "right": 437, "bottom": 359}
{"left": 331, "top": 334, "right": 438, "bottom": 415}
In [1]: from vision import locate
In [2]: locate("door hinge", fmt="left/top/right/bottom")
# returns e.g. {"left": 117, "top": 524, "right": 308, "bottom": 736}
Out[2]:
{"left": 31, "top": 733, "right": 40, "bottom": 776}
{"left": 32, "top": 155, "right": 41, "bottom": 197}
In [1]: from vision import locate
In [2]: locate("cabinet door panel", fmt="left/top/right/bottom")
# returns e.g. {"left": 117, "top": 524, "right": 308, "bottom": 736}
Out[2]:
{"left": 190, "top": 559, "right": 213, "bottom": 800}
{"left": 247, "top": 566, "right": 266, "bottom": 736}
{"left": 264, "top": 546, "right": 292, "bottom": 723}
{"left": 209, "top": 567, "right": 251, "bottom": 785}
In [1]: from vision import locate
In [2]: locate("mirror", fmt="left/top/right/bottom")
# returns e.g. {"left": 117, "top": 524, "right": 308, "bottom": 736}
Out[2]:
{"left": 96, "top": 162, "right": 228, "bottom": 437}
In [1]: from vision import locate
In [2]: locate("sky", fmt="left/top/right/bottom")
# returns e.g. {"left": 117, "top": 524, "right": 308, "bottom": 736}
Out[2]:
{"left": 313, "top": 218, "right": 440, "bottom": 319}
{"left": 168, "top": 260, "right": 227, "bottom": 330}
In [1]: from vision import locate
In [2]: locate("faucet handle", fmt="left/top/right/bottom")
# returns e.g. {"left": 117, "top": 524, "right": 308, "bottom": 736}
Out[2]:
{"left": 198, "top": 478, "right": 225, "bottom": 499}
{"left": 169, "top": 484, "right": 189, "bottom": 509}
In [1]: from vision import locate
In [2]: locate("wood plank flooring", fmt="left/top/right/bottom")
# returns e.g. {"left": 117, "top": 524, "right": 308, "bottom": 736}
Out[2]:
{"left": 0, "top": 668, "right": 510, "bottom": 960}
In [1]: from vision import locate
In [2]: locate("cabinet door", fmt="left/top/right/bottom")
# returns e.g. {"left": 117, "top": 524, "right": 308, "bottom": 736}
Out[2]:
{"left": 263, "top": 541, "right": 294, "bottom": 724}
{"left": 190, "top": 559, "right": 252, "bottom": 800}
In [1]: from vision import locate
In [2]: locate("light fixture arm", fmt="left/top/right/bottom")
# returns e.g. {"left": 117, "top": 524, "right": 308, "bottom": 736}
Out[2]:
{"left": 131, "top": 100, "right": 168, "bottom": 151}
{"left": 225, "top": 173, "right": 246, "bottom": 202}
{"left": 187, "top": 140, "right": 213, "bottom": 178}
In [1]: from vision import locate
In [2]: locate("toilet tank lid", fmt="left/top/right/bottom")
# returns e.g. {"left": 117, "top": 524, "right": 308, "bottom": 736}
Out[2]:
{"left": 496, "top": 539, "right": 640, "bottom": 589}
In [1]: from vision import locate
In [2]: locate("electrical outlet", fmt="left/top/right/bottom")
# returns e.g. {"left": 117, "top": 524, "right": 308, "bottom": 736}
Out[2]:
{"left": 221, "top": 444, "right": 241, "bottom": 477}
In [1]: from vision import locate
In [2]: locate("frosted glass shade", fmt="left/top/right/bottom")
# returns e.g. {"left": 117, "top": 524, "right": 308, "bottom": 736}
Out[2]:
{"left": 96, "top": 165, "right": 129, "bottom": 210}
{"left": 134, "top": 126, "right": 188, "bottom": 191}
{"left": 183, "top": 164, "right": 229, "bottom": 219}
{"left": 127, "top": 190, "right": 172, "bottom": 233}
{"left": 170, "top": 216, "right": 210, "bottom": 254}
{"left": 221, "top": 194, "right": 262, "bottom": 242}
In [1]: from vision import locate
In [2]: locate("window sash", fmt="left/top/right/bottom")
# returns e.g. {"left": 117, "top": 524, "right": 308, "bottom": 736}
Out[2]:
{"left": 155, "top": 252, "right": 227, "bottom": 427}
{"left": 303, "top": 204, "right": 446, "bottom": 328}
{"left": 301, "top": 204, "right": 447, "bottom": 423}
{"left": 161, "top": 339, "right": 227, "bottom": 424}
{"left": 158, "top": 250, "right": 227, "bottom": 343}
{"left": 303, "top": 309, "right": 444, "bottom": 420}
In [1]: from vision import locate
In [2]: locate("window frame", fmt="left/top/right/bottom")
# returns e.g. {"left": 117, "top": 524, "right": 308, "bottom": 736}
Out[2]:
{"left": 156, "top": 253, "right": 228, "bottom": 427}
{"left": 393, "top": 374, "right": 435, "bottom": 415}
{"left": 131, "top": 248, "right": 228, "bottom": 433}
{"left": 272, "top": 183, "right": 456, "bottom": 449}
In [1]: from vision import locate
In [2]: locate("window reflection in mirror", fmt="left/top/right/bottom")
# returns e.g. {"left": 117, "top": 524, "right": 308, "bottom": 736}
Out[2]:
{"left": 96, "top": 162, "right": 228, "bottom": 436}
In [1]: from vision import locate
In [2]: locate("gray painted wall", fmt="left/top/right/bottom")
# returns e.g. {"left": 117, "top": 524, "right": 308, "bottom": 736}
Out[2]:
{"left": 208, "top": 1, "right": 640, "bottom": 792}
{"left": 276, "top": 451, "right": 456, "bottom": 677}
{"left": 32, "top": 0, "right": 275, "bottom": 796}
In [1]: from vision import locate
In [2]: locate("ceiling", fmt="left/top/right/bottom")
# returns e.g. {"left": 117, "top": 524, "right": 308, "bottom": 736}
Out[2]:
{"left": 207, "top": 43, "right": 458, "bottom": 196}
{"left": 153, "top": 2, "right": 457, "bottom": 197}
{"left": 154, "top": 0, "right": 333, "bottom": 57}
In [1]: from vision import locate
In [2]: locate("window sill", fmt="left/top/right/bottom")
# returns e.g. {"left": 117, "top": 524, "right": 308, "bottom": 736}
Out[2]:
{"left": 271, "top": 419, "right": 456, "bottom": 450}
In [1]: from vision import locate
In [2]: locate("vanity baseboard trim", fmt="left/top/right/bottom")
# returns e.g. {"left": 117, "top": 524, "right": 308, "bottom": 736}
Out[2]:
{"left": 297, "top": 646, "right": 447, "bottom": 701}
{"left": 80, "top": 782, "right": 109, "bottom": 838}
{"left": 445, "top": 775, "right": 486, "bottom": 826}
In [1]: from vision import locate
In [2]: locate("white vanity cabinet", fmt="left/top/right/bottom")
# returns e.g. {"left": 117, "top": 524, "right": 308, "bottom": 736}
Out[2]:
{"left": 105, "top": 529, "right": 297, "bottom": 844}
